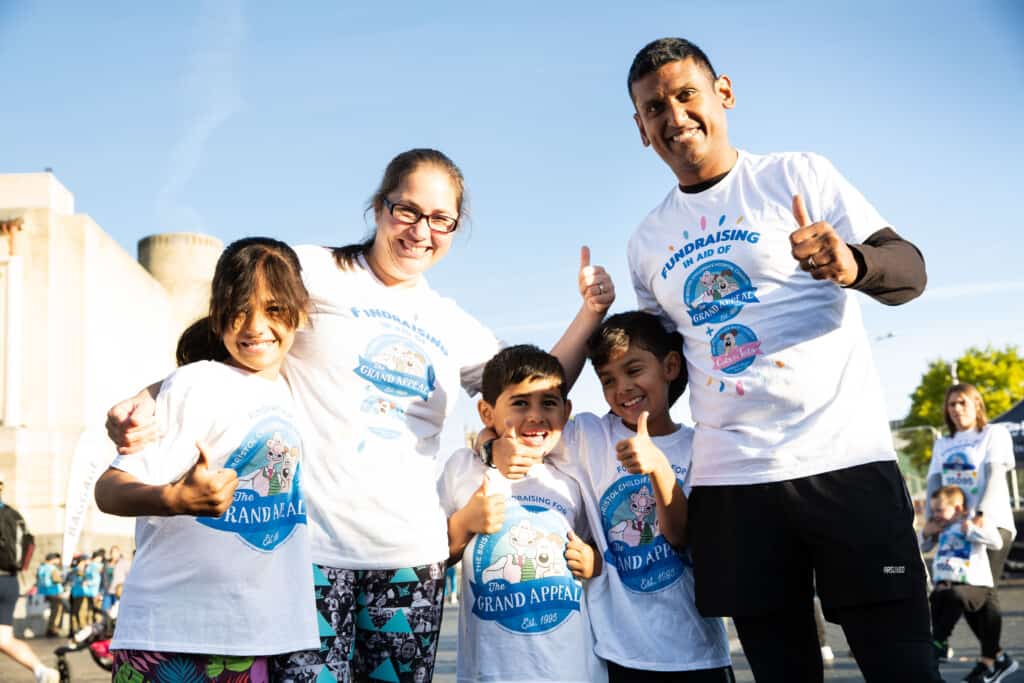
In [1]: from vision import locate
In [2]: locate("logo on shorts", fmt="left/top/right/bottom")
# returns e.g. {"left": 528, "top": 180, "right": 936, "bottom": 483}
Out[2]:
{"left": 683, "top": 260, "right": 759, "bottom": 325}
{"left": 599, "top": 475, "right": 687, "bottom": 593}
{"left": 198, "top": 414, "right": 307, "bottom": 552}
{"left": 710, "top": 324, "right": 762, "bottom": 375}
{"left": 355, "top": 335, "right": 436, "bottom": 400}
{"left": 468, "top": 505, "right": 581, "bottom": 634}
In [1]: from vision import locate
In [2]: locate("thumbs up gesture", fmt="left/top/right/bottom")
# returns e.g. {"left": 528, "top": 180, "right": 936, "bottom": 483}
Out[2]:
{"left": 461, "top": 473, "right": 506, "bottom": 535}
{"left": 578, "top": 246, "right": 615, "bottom": 315}
{"left": 789, "top": 195, "right": 859, "bottom": 286}
{"left": 615, "top": 412, "right": 670, "bottom": 475}
{"left": 564, "top": 530, "right": 600, "bottom": 579}
{"left": 490, "top": 420, "right": 545, "bottom": 480}
{"left": 167, "top": 441, "right": 239, "bottom": 516}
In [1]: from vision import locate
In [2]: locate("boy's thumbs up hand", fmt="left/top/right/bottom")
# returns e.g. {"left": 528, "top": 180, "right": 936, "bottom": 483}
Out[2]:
{"left": 564, "top": 530, "right": 598, "bottom": 579}
{"left": 788, "top": 194, "right": 859, "bottom": 286}
{"left": 491, "top": 420, "right": 543, "bottom": 480}
{"left": 578, "top": 245, "right": 615, "bottom": 315}
{"left": 615, "top": 411, "right": 668, "bottom": 475}
{"left": 462, "top": 472, "right": 506, "bottom": 536}
{"left": 167, "top": 441, "right": 239, "bottom": 517}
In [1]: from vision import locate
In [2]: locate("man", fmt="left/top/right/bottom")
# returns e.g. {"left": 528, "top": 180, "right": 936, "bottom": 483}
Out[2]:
{"left": 0, "top": 475, "right": 59, "bottom": 682}
{"left": 625, "top": 38, "right": 938, "bottom": 682}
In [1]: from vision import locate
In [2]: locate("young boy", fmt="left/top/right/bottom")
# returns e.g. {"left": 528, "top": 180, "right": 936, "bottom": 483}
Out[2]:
{"left": 554, "top": 311, "right": 732, "bottom": 682}
{"left": 922, "top": 485, "right": 1006, "bottom": 681}
{"left": 438, "top": 345, "right": 604, "bottom": 683}
{"left": 624, "top": 37, "right": 936, "bottom": 681}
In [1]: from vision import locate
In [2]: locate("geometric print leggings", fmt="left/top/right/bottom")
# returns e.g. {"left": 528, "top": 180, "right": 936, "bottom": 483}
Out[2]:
{"left": 271, "top": 562, "right": 446, "bottom": 682}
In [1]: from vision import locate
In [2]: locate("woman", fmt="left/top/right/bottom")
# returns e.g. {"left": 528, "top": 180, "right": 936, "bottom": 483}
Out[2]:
{"left": 926, "top": 383, "right": 1018, "bottom": 680}
{"left": 106, "top": 148, "right": 613, "bottom": 681}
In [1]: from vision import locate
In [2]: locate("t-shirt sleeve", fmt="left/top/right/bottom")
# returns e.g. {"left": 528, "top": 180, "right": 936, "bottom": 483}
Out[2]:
{"left": 450, "top": 307, "right": 503, "bottom": 397}
{"left": 805, "top": 154, "right": 889, "bottom": 245}
{"left": 438, "top": 452, "right": 461, "bottom": 517}
{"left": 987, "top": 426, "right": 1016, "bottom": 469}
{"left": 109, "top": 365, "right": 207, "bottom": 485}
{"left": 628, "top": 234, "right": 676, "bottom": 332}
{"left": 927, "top": 438, "right": 946, "bottom": 478}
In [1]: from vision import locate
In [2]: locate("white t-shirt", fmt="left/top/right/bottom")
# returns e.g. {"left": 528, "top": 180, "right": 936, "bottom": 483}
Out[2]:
{"left": 931, "top": 520, "right": 1003, "bottom": 587}
{"left": 929, "top": 424, "right": 1017, "bottom": 535}
{"left": 286, "top": 246, "right": 502, "bottom": 569}
{"left": 438, "top": 448, "right": 604, "bottom": 683}
{"left": 110, "top": 361, "right": 318, "bottom": 655}
{"left": 628, "top": 150, "right": 896, "bottom": 486}
{"left": 555, "top": 413, "right": 730, "bottom": 672}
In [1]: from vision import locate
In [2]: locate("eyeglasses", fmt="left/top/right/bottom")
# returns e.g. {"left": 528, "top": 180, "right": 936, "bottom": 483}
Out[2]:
{"left": 382, "top": 198, "right": 459, "bottom": 234}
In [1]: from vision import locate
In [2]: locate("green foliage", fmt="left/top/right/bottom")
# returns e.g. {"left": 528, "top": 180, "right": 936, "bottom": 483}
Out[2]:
{"left": 901, "top": 345, "right": 1024, "bottom": 470}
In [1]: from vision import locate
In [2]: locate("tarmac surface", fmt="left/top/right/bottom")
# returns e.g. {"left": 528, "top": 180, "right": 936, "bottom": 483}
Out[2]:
{"left": 6, "top": 579, "right": 1024, "bottom": 682}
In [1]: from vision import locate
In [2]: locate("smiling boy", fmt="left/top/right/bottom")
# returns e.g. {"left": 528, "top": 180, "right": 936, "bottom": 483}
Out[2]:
{"left": 625, "top": 38, "right": 937, "bottom": 681}
{"left": 438, "top": 345, "right": 603, "bottom": 683}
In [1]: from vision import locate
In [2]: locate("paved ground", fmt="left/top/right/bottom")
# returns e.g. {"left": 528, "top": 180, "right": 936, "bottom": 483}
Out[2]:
{"left": 7, "top": 580, "right": 1024, "bottom": 682}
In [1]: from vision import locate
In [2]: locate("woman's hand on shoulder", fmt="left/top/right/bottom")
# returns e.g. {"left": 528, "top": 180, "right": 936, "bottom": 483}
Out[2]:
{"left": 106, "top": 384, "right": 161, "bottom": 454}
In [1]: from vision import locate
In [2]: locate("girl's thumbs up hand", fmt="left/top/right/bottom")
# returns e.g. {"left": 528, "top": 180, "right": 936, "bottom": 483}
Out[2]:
{"left": 166, "top": 441, "right": 239, "bottom": 516}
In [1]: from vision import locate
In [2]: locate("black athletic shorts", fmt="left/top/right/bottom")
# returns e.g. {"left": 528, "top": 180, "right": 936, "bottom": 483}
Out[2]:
{"left": 689, "top": 460, "right": 927, "bottom": 618}
{"left": 0, "top": 575, "right": 18, "bottom": 626}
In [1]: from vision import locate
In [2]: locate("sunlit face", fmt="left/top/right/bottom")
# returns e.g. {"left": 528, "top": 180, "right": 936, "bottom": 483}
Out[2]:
{"left": 595, "top": 344, "right": 680, "bottom": 436}
{"left": 221, "top": 282, "right": 298, "bottom": 379}
{"left": 946, "top": 391, "right": 978, "bottom": 433}
{"left": 478, "top": 377, "right": 570, "bottom": 460}
{"left": 366, "top": 165, "right": 459, "bottom": 287}
{"left": 631, "top": 58, "right": 736, "bottom": 186}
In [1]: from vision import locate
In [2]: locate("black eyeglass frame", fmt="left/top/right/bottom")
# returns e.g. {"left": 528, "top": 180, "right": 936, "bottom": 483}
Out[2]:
{"left": 382, "top": 198, "right": 459, "bottom": 234}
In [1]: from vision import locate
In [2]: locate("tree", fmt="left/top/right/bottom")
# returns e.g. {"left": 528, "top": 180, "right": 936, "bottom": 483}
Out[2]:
{"left": 901, "top": 345, "right": 1024, "bottom": 470}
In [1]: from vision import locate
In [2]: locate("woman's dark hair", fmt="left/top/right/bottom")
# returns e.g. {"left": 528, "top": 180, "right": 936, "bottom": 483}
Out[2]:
{"left": 943, "top": 383, "right": 988, "bottom": 436}
{"left": 627, "top": 37, "right": 718, "bottom": 102}
{"left": 481, "top": 345, "right": 567, "bottom": 406}
{"left": 333, "top": 148, "right": 468, "bottom": 269}
{"left": 586, "top": 311, "right": 688, "bottom": 406}
{"left": 175, "top": 237, "right": 309, "bottom": 366}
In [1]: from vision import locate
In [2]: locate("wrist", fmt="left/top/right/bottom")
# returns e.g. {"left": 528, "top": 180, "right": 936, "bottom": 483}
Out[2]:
{"left": 480, "top": 439, "right": 497, "bottom": 468}
{"left": 160, "top": 482, "right": 183, "bottom": 515}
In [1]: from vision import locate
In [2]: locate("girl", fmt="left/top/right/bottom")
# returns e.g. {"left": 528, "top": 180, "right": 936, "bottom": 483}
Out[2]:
{"left": 94, "top": 237, "right": 318, "bottom": 682}
{"left": 926, "top": 383, "right": 1019, "bottom": 682}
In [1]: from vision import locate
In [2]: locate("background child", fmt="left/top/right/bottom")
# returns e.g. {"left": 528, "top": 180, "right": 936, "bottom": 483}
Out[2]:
{"left": 922, "top": 485, "right": 1005, "bottom": 681}
{"left": 35, "top": 553, "right": 64, "bottom": 638}
{"left": 94, "top": 237, "right": 318, "bottom": 681}
{"left": 555, "top": 311, "right": 732, "bottom": 682}
{"left": 438, "top": 345, "right": 604, "bottom": 683}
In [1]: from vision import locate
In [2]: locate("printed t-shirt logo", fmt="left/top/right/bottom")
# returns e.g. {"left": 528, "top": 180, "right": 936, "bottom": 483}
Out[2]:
{"left": 683, "top": 260, "right": 759, "bottom": 325}
{"left": 934, "top": 527, "right": 971, "bottom": 584}
{"left": 469, "top": 504, "right": 581, "bottom": 634}
{"left": 710, "top": 324, "right": 762, "bottom": 375}
{"left": 198, "top": 415, "right": 306, "bottom": 552}
{"left": 941, "top": 452, "right": 978, "bottom": 496}
{"left": 600, "top": 475, "right": 687, "bottom": 592}
{"left": 355, "top": 335, "right": 436, "bottom": 400}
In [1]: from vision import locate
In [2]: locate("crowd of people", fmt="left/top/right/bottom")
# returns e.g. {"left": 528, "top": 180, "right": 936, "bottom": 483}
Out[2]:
{"left": 0, "top": 35, "right": 1013, "bottom": 683}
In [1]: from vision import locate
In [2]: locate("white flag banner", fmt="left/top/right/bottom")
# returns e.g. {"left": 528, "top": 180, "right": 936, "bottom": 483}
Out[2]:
{"left": 62, "top": 429, "right": 117, "bottom": 565}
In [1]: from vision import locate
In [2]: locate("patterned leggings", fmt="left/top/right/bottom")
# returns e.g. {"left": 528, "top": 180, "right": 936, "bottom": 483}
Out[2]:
{"left": 272, "top": 562, "right": 446, "bottom": 683}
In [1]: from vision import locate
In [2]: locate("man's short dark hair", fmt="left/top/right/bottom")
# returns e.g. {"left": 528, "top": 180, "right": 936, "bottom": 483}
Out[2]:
{"left": 481, "top": 345, "right": 567, "bottom": 405}
{"left": 627, "top": 37, "right": 718, "bottom": 101}
{"left": 586, "top": 311, "right": 688, "bottom": 406}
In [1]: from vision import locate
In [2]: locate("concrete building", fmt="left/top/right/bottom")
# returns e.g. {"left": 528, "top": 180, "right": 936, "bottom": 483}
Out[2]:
{"left": 0, "top": 172, "right": 222, "bottom": 564}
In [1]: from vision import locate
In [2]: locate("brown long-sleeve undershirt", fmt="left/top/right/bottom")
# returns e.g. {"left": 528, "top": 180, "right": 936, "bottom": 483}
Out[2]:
{"left": 846, "top": 227, "right": 926, "bottom": 305}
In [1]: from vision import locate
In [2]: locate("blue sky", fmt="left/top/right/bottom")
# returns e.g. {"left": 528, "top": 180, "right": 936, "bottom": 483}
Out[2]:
{"left": 2, "top": 1, "right": 1021, "bottom": 454}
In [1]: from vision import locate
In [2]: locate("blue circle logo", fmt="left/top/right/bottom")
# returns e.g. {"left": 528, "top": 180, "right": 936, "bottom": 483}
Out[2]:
{"left": 599, "top": 475, "right": 687, "bottom": 593}
{"left": 355, "top": 335, "right": 436, "bottom": 400}
{"left": 710, "top": 324, "right": 761, "bottom": 375}
{"left": 468, "top": 505, "right": 582, "bottom": 634}
{"left": 683, "top": 260, "right": 759, "bottom": 325}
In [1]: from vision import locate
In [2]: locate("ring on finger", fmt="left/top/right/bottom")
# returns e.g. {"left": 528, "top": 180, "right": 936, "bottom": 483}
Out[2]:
{"left": 598, "top": 283, "right": 604, "bottom": 294}
{"left": 808, "top": 255, "right": 817, "bottom": 268}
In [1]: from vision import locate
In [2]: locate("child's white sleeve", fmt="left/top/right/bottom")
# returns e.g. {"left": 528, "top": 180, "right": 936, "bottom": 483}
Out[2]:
{"left": 966, "top": 522, "right": 1004, "bottom": 550}
{"left": 109, "top": 366, "right": 206, "bottom": 485}
{"left": 437, "top": 454, "right": 459, "bottom": 517}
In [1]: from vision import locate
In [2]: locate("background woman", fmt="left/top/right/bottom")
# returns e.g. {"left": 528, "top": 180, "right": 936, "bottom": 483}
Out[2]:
{"left": 926, "top": 383, "right": 1018, "bottom": 680}
{"left": 107, "top": 148, "right": 613, "bottom": 682}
